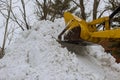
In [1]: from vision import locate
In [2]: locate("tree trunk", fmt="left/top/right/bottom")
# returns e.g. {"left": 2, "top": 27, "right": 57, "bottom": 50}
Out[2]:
{"left": 93, "top": 0, "right": 100, "bottom": 20}
{"left": 79, "top": 0, "right": 86, "bottom": 20}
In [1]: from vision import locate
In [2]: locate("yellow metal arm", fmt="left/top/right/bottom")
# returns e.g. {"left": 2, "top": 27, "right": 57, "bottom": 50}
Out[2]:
{"left": 88, "top": 17, "right": 110, "bottom": 30}
{"left": 59, "top": 12, "right": 120, "bottom": 44}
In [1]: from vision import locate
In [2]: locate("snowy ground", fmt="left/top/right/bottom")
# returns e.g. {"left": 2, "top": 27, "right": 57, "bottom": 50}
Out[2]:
{"left": 0, "top": 19, "right": 120, "bottom": 80}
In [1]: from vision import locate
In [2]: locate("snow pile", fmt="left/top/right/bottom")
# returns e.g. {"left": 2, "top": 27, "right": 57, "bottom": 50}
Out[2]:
{"left": 0, "top": 19, "right": 120, "bottom": 80}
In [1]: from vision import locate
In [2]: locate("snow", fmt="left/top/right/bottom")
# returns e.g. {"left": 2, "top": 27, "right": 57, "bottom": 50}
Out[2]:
{"left": 0, "top": 18, "right": 120, "bottom": 80}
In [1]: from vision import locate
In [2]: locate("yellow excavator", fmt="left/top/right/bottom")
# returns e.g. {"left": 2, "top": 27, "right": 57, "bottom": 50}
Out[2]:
{"left": 58, "top": 6, "right": 120, "bottom": 46}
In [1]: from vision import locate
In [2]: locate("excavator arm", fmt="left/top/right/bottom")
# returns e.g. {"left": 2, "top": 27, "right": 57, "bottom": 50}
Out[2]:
{"left": 58, "top": 6, "right": 120, "bottom": 45}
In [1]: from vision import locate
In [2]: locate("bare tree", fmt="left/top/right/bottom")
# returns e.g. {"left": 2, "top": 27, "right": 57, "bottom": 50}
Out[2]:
{"left": 50, "top": 0, "right": 77, "bottom": 21}
{"left": 21, "top": 0, "right": 30, "bottom": 30}
{"left": 93, "top": 0, "right": 100, "bottom": 20}
{"left": 0, "top": 0, "right": 12, "bottom": 58}
{"left": 105, "top": 0, "right": 120, "bottom": 26}
{"left": 0, "top": 0, "right": 32, "bottom": 58}
{"left": 35, "top": 0, "right": 52, "bottom": 20}
{"left": 34, "top": 0, "right": 77, "bottom": 21}
{"left": 72, "top": 0, "right": 86, "bottom": 20}
{"left": 9, "top": 0, "right": 31, "bottom": 30}
{"left": 72, "top": 0, "right": 102, "bottom": 20}
{"left": 0, "top": 0, "right": 31, "bottom": 31}
{"left": 10, "top": 9, "right": 24, "bottom": 31}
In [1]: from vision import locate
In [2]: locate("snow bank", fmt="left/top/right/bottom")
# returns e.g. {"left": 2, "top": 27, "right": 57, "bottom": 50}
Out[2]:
{"left": 0, "top": 19, "right": 120, "bottom": 80}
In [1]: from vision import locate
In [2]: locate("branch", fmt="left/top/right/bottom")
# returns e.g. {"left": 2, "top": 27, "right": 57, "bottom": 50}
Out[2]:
{"left": 98, "top": 9, "right": 108, "bottom": 18}
{"left": 72, "top": 0, "right": 86, "bottom": 20}
{"left": 1, "top": 0, "right": 12, "bottom": 58}
{"left": 21, "top": 0, "right": 29, "bottom": 30}
{"left": 10, "top": 9, "right": 24, "bottom": 31}
{"left": 72, "top": 0, "right": 81, "bottom": 7}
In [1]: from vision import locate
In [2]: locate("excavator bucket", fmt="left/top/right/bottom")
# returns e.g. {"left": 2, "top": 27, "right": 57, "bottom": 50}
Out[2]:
{"left": 58, "top": 12, "right": 81, "bottom": 41}
{"left": 58, "top": 12, "right": 93, "bottom": 45}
